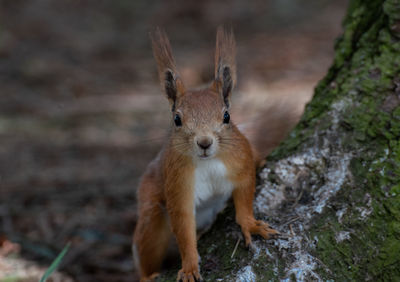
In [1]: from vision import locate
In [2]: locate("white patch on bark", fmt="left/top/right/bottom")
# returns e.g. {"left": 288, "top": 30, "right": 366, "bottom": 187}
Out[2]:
{"left": 356, "top": 193, "right": 373, "bottom": 220}
{"left": 357, "top": 207, "right": 372, "bottom": 219}
{"left": 282, "top": 252, "right": 321, "bottom": 281}
{"left": 255, "top": 147, "right": 352, "bottom": 218}
{"left": 248, "top": 241, "right": 262, "bottom": 258}
{"left": 313, "top": 153, "right": 352, "bottom": 214}
{"left": 336, "top": 207, "right": 347, "bottom": 223}
{"left": 335, "top": 231, "right": 351, "bottom": 243}
{"left": 254, "top": 182, "right": 286, "bottom": 212}
{"left": 330, "top": 98, "right": 352, "bottom": 130}
{"left": 235, "top": 265, "right": 256, "bottom": 282}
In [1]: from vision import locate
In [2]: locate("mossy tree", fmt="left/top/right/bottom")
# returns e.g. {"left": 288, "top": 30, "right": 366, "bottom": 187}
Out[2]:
{"left": 161, "top": 0, "right": 400, "bottom": 280}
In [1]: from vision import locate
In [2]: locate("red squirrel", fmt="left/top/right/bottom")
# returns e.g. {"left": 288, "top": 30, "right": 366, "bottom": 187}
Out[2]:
{"left": 133, "top": 27, "right": 282, "bottom": 282}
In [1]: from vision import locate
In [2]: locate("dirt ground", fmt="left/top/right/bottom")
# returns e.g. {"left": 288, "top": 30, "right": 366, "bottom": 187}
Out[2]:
{"left": 0, "top": 0, "right": 347, "bottom": 281}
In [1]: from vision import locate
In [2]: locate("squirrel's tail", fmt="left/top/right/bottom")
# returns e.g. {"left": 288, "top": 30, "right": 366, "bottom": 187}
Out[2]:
{"left": 236, "top": 97, "right": 303, "bottom": 166}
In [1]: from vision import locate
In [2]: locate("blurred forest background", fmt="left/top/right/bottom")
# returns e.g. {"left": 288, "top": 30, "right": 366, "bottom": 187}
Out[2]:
{"left": 0, "top": 0, "right": 347, "bottom": 281}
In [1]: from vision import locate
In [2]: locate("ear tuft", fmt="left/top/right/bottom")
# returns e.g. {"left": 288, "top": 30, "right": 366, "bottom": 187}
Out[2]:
{"left": 165, "top": 70, "right": 177, "bottom": 109}
{"left": 150, "top": 28, "right": 185, "bottom": 105}
{"left": 215, "top": 26, "right": 236, "bottom": 107}
{"left": 222, "top": 66, "right": 233, "bottom": 107}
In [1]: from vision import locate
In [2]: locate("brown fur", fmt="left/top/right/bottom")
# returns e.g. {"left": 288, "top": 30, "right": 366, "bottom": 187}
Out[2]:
{"left": 150, "top": 28, "right": 185, "bottom": 104}
{"left": 214, "top": 27, "right": 236, "bottom": 89}
{"left": 133, "top": 27, "right": 279, "bottom": 282}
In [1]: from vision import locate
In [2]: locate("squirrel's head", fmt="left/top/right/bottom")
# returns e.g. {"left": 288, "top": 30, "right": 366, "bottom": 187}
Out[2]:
{"left": 151, "top": 27, "right": 237, "bottom": 160}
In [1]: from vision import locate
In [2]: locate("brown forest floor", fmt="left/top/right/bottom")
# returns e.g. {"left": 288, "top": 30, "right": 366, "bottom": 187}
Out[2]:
{"left": 0, "top": 1, "right": 347, "bottom": 281}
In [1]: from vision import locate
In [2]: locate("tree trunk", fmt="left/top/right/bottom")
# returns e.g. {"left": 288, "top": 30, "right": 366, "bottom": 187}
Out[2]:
{"left": 161, "top": 0, "right": 400, "bottom": 280}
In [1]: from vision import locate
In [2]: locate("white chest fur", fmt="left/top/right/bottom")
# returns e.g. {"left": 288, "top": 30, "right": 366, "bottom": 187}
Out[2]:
{"left": 193, "top": 158, "right": 234, "bottom": 230}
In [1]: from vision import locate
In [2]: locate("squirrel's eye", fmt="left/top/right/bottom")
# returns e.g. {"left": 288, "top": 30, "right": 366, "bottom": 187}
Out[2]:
{"left": 174, "top": 114, "right": 182, "bottom": 127}
{"left": 223, "top": 111, "right": 230, "bottom": 124}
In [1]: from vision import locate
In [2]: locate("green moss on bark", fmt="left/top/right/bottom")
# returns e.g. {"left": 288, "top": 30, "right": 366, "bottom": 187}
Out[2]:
{"left": 294, "top": 0, "right": 400, "bottom": 279}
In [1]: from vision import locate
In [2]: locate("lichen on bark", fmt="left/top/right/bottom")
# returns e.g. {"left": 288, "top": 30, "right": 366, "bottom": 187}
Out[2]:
{"left": 159, "top": 0, "right": 400, "bottom": 280}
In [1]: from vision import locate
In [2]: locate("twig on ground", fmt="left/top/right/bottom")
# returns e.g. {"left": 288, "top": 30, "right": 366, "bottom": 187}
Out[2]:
{"left": 231, "top": 238, "right": 241, "bottom": 259}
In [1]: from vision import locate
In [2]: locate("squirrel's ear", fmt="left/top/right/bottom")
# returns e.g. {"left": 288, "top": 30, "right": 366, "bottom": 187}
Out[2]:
{"left": 214, "top": 26, "right": 236, "bottom": 108}
{"left": 151, "top": 28, "right": 185, "bottom": 110}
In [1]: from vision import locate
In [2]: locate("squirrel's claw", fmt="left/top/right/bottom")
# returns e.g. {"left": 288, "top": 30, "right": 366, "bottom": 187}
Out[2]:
{"left": 177, "top": 269, "right": 203, "bottom": 282}
{"left": 241, "top": 219, "right": 280, "bottom": 247}
{"left": 252, "top": 220, "right": 280, "bottom": 240}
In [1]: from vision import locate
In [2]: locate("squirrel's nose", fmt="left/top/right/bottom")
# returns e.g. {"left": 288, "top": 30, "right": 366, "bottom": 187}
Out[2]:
{"left": 197, "top": 137, "right": 213, "bottom": 150}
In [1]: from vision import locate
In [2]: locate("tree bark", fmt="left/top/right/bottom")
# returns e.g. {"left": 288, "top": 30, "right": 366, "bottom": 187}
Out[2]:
{"left": 161, "top": 0, "right": 400, "bottom": 280}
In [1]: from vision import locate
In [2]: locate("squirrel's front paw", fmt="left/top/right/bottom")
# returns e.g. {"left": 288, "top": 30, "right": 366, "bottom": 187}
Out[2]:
{"left": 241, "top": 220, "right": 280, "bottom": 247}
{"left": 177, "top": 267, "right": 202, "bottom": 282}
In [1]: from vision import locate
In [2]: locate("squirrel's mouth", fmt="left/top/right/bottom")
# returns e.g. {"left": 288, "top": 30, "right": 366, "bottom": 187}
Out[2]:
{"left": 198, "top": 151, "right": 212, "bottom": 159}
{"left": 199, "top": 153, "right": 210, "bottom": 159}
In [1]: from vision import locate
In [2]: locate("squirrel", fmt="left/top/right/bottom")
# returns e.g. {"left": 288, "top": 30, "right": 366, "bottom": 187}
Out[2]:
{"left": 133, "top": 27, "right": 295, "bottom": 282}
